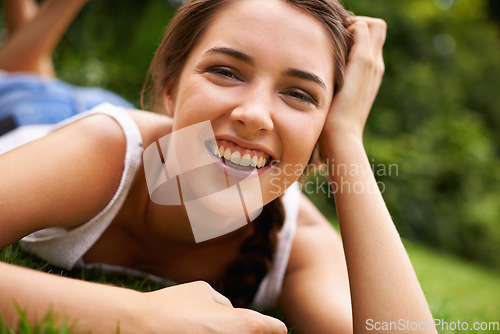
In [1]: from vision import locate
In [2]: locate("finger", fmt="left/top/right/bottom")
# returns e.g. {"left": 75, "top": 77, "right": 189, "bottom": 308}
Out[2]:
{"left": 359, "top": 17, "right": 387, "bottom": 96}
{"left": 355, "top": 17, "right": 386, "bottom": 33}
{"left": 189, "top": 280, "right": 234, "bottom": 307}
{"left": 342, "top": 18, "right": 385, "bottom": 118}
{"left": 345, "top": 19, "right": 380, "bottom": 97}
{"left": 346, "top": 20, "right": 372, "bottom": 63}
{"left": 238, "top": 309, "right": 288, "bottom": 334}
{"left": 352, "top": 16, "right": 386, "bottom": 82}
{"left": 261, "top": 314, "right": 288, "bottom": 334}
{"left": 210, "top": 288, "right": 234, "bottom": 307}
{"left": 353, "top": 16, "right": 387, "bottom": 59}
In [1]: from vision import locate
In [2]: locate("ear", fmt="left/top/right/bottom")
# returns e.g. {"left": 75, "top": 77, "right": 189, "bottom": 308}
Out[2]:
{"left": 162, "top": 79, "right": 176, "bottom": 117}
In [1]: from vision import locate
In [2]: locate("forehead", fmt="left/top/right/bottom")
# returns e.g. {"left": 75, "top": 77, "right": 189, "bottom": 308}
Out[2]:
{"left": 188, "top": 0, "right": 335, "bottom": 87}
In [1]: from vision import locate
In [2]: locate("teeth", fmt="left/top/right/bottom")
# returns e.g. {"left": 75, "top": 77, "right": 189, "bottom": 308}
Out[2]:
{"left": 230, "top": 151, "right": 241, "bottom": 165}
{"left": 209, "top": 142, "right": 270, "bottom": 169}
{"left": 240, "top": 154, "right": 251, "bottom": 167}
{"left": 257, "top": 157, "right": 263, "bottom": 168}
{"left": 251, "top": 155, "right": 258, "bottom": 167}
{"left": 212, "top": 142, "right": 220, "bottom": 157}
{"left": 224, "top": 148, "right": 232, "bottom": 160}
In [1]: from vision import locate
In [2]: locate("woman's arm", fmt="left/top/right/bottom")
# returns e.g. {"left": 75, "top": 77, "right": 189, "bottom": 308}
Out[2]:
{"left": 279, "top": 194, "right": 352, "bottom": 334}
{"left": 0, "top": 261, "right": 140, "bottom": 332}
{"left": 0, "top": 114, "right": 126, "bottom": 248}
{"left": 0, "top": 112, "right": 287, "bottom": 333}
{"left": 0, "top": 262, "right": 287, "bottom": 333}
{"left": 280, "top": 17, "right": 435, "bottom": 334}
{"left": 319, "top": 17, "right": 436, "bottom": 333}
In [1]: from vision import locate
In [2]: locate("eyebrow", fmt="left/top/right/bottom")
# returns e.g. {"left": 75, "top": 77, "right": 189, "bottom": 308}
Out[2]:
{"left": 204, "top": 47, "right": 326, "bottom": 89}
{"left": 204, "top": 47, "right": 254, "bottom": 64}
{"left": 283, "top": 68, "right": 327, "bottom": 89}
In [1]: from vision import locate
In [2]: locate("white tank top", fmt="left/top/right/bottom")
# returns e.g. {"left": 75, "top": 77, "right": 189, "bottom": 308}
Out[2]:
{"left": 6, "top": 103, "right": 300, "bottom": 310}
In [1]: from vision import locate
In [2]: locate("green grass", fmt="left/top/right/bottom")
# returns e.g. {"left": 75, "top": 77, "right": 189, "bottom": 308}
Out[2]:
{"left": 1, "top": 242, "right": 499, "bottom": 333}
{"left": 405, "top": 240, "right": 500, "bottom": 333}
{"left": 0, "top": 306, "right": 73, "bottom": 334}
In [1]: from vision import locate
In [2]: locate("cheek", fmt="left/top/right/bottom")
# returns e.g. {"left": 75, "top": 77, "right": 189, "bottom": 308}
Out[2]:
{"left": 172, "top": 79, "right": 240, "bottom": 131}
{"left": 280, "top": 112, "right": 326, "bottom": 166}
{"left": 264, "top": 114, "right": 324, "bottom": 201}
{"left": 172, "top": 81, "right": 213, "bottom": 130}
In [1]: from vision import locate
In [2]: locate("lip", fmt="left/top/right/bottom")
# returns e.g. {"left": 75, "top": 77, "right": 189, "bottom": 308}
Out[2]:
{"left": 204, "top": 141, "right": 272, "bottom": 179}
{"left": 215, "top": 134, "right": 276, "bottom": 161}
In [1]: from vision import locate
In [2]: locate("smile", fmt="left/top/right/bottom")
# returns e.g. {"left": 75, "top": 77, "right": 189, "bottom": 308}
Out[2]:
{"left": 206, "top": 139, "right": 271, "bottom": 170}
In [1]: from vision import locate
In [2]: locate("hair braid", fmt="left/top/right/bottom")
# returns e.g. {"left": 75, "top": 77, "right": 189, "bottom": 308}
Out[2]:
{"left": 220, "top": 197, "right": 285, "bottom": 308}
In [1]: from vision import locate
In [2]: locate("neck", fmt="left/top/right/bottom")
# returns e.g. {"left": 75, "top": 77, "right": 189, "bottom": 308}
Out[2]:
{"left": 129, "top": 166, "right": 253, "bottom": 251}
{"left": 146, "top": 201, "right": 195, "bottom": 244}
{"left": 146, "top": 199, "right": 254, "bottom": 245}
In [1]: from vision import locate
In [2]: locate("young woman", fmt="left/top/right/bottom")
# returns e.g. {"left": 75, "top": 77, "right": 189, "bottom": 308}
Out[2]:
{"left": 0, "top": 0, "right": 436, "bottom": 333}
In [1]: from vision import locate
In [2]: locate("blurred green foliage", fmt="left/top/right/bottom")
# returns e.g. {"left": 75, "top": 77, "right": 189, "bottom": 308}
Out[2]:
{"left": 52, "top": 0, "right": 178, "bottom": 107}
{"left": 1, "top": 0, "right": 499, "bottom": 270}
{"left": 343, "top": 0, "right": 500, "bottom": 270}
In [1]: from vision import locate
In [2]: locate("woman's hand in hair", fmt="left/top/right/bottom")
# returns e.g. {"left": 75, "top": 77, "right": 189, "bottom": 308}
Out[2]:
{"left": 320, "top": 16, "right": 387, "bottom": 148}
{"left": 314, "top": 17, "right": 436, "bottom": 333}
{"left": 141, "top": 281, "right": 288, "bottom": 334}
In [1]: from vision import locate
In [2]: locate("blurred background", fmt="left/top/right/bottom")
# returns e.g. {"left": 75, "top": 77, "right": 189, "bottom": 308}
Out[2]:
{"left": 1, "top": 0, "right": 499, "bottom": 332}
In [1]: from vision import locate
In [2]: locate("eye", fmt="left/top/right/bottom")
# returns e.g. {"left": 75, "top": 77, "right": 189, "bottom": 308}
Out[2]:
{"left": 207, "top": 67, "right": 241, "bottom": 81}
{"left": 284, "top": 89, "right": 318, "bottom": 106}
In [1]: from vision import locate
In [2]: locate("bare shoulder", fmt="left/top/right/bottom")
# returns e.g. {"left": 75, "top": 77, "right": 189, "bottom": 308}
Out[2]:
{"left": 0, "top": 109, "right": 171, "bottom": 248}
{"left": 0, "top": 113, "right": 129, "bottom": 247}
{"left": 287, "top": 193, "right": 345, "bottom": 274}
{"left": 32, "top": 112, "right": 128, "bottom": 221}
{"left": 125, "top": 109, "right": 173, "bottom": 148}
{"left": 296, "top": 192, "right": 332, "bottom": 228}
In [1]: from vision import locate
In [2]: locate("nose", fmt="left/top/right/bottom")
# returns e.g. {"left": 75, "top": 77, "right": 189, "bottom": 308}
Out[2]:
{"left": 230, "top": 86, "right": 274, "bottom": 134}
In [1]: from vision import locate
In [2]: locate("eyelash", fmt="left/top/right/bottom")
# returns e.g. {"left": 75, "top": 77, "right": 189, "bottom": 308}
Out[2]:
{"left": 207, "top": 67, "right": 240, "bottom": 80}
{"left": 284, "top": 90, "right": 318, "bottom": 106}
{"left": 207, "top": 66, "right": 318, "bottom": 106}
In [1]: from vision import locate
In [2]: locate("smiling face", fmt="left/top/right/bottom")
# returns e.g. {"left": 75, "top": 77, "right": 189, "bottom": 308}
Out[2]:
{"left": 163, "top": 0, "right": 336, "bottom": 205}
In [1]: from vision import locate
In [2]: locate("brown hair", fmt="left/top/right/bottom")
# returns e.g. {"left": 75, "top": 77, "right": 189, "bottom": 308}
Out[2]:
{"left": 143, "top": 0, "right": 353, "bottom": 308}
